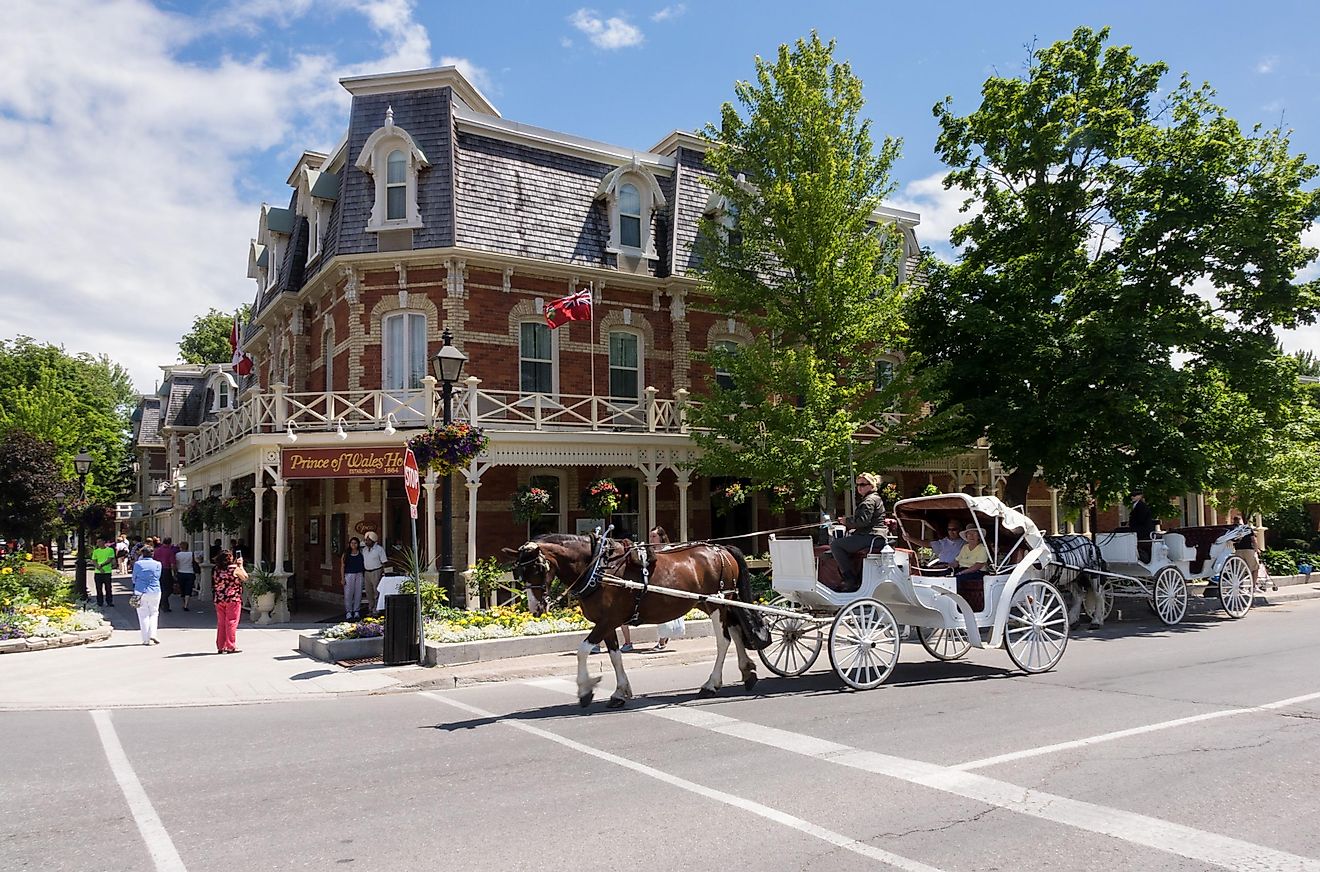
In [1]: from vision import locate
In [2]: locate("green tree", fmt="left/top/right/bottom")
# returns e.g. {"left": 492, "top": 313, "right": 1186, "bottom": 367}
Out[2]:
{"left": 688, "top": 33, "right": 923, "bottom": 507}
{"left": 1292, "top": 349, "right": 1320, "bottom": 377}
{"left": 0, "top": 430, "right": 65, "bottom": 540}
{"left": 0, "top": 337, "right": 135, "bottom": 502}
{"left": 911, "top": 27, "right": 1320, "bottom": 512}
{"left": 178, "top": 306, "right": 250, "bottom": 365}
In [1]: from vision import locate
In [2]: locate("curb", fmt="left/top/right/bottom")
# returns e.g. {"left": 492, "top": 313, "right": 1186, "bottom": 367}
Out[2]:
{"left": 0, "top": 624, "right": 113, "bottom": 655}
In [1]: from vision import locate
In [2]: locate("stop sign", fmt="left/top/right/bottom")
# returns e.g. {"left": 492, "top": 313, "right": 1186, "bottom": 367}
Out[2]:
{"left": 402, "top": 447, "right": 421, "bottom": 519}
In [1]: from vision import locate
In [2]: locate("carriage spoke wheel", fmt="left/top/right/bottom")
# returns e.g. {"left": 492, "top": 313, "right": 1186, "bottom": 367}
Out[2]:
{"left": 1217, "top": 555, "right": 1254, "bottom": 619}
{"left": 757, "top": 610, "right": 823, "bottom": 677}
{"left": 917, "top": 625, "right": 972, "bottom": 661}
{"left": 1150, "top": 567, "right": 1188, "bottom": 625}
{"left": 828, "top": 599, "right": 900, "bottom": 690}
{"left": 1096, "top": 580, "right": 1116, "bottom": 623}
{"left": 1004, "top": 580, "right": 1069, "bottom": 674}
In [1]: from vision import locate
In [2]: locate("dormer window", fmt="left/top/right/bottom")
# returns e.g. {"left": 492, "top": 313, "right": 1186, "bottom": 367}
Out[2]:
{"left": 596, "top": 159, "right": 666, "bottom": 258}
{"left": 356, "top": 106, "right": 429, "bottom": 232}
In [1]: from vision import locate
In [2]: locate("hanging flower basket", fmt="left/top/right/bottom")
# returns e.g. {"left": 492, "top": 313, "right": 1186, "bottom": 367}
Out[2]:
{"left": 181, "top": 502, "right": 206, "bottom": 533}
{"left": 767, "top": 484, "right": 795, "bottom": 514}
{"left": 581, "top": 479, "right": 622, "bottom": 519}
{"left": 714, "top": 482, "right": 748, "bottom": 517}
{"left": 407, "top": 423, "right": 489, "bottom": 476}
{"left": 879, "top": 482, "right": 901, "bottom": 506}
{"left": 512, "top": 486, "right": 553, "bottom": 524}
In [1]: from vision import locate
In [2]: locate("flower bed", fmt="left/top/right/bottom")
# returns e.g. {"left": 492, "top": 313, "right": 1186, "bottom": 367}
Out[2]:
{"left": 1, "top": 606, "right": 108, "bottom": 639}
{"left": 423, "top": 605, "right": 592, "bottom": 643}
{"left": 316, "top": 616, "right": 385, "bottom": 640}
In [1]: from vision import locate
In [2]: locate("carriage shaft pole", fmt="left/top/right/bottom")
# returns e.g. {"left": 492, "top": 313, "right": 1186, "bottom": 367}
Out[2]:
{"left": 600, "top": 574, "right": 809, "bottom": 620}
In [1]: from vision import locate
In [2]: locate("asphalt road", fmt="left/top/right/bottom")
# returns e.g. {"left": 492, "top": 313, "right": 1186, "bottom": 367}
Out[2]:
{"left": 5, "top": 595, "right": 1320, "bottom": 872}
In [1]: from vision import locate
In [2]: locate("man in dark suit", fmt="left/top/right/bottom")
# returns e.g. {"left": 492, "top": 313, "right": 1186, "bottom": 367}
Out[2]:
{"left": 1129, "top": 490, "right": 1157, "bottom": 563}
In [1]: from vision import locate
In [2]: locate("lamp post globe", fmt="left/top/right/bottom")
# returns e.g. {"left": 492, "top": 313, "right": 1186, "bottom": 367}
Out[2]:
{"left": 430, "top": 329, "right": 469, "bottom": 606}
{"left": 73, "top": 451, "right": 93, "bottom": 602}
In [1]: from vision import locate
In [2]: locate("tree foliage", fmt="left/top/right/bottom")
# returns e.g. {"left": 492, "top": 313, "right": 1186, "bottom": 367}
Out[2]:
{"left": 0, "top": 337, "right": 135, "bottom": 502}
{"left": 178, "top": 306, "right": 250, "bottom": 365}
{"left": 910, "top": 27, "right": 1320, "bottom": 510}
{"left": 0, "top": 430, "right": 65, "bottom": 540}
{"left": 688, "top": 33, "right": 923, "bottom": 506}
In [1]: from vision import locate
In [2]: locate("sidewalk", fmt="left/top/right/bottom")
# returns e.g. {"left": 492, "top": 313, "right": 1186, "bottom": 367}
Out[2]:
{"left": 4, "top": 572, "right": 1318, "bottom": 711}
{"left": 0, "top": 573, "right": 409, "bottom": 711}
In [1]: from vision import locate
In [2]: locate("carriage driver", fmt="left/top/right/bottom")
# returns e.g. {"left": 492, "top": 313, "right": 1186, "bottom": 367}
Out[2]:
{"left": 829, "top": 472, "right": 889, "bottom": 589}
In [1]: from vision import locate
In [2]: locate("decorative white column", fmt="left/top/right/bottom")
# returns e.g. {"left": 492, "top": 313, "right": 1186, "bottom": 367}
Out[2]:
{"left": 1049, "top": 488, "right": 1060, "bottom": 535}
{"left": 465, "top": 471, "right": 482, "bottom": 609}
{"left": 676, "top": 471, "right": 691, "bottom": 543}
{"left": 422, "top": 470, "right": 438, "bottom": 583}
{"left": 645, "top": 474, "right": 659, "bottom": 533}
{"left": 252, "top": 484, "right": 266, "bottom": 569}
{"left": 1081, "top": 504, "right": 1091, "bottom": 537}
{"left": 271, "top": 482, "right": 290, "bottom": 623}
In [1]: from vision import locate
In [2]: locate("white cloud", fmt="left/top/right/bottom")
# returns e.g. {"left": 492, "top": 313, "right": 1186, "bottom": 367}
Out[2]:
{"left": 888, "top": 172, "right": 979, "bottom": 260}
{"left": 0, "top": 0, "right": 454, "bottom": 389}
{"left": 651, "top": 4, "right": 686, "bottom": 22}
{"left": 1256, "top": 55, "right": 1279, "bottom": 74}
{"left": 439, "top": 55, "right": 495, "bottom": 96}
{"left": 568, "top": 8, "right": 644, "bottom": 50}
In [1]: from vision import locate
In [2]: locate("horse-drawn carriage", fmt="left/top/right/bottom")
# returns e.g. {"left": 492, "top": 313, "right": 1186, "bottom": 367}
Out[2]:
{"left": 1093, "top": 523, "right": 1259, "bottom": 623}
{"left": 757, "top": 493, "right": 1073, "bottom": 690}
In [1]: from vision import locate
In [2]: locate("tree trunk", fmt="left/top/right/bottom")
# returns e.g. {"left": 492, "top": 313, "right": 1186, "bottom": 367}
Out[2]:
{"left": 1002, "top": 467, "right": 1035, "bottom": 510}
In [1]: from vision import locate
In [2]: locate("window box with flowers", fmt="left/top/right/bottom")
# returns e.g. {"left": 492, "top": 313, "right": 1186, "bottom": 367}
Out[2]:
{"left": 408, "top": 423, "right": 489, "bottom": 477}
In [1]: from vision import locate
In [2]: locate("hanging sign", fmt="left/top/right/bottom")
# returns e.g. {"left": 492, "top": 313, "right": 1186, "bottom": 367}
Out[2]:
{"left": 280, "top": 447, "right": 406, "bottom": 479}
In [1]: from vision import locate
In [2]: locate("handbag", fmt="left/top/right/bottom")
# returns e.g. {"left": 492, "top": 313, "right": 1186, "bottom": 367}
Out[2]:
{"left": 129, "top": 594, "right": 142, "bottom": 608}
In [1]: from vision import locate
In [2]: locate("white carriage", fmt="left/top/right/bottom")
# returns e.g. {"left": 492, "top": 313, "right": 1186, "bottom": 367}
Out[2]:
{"left": 1094, "top": 524, "right": 1258, "bottom": 623}
{"left": 758, "top": 493, "right": 1072, "bottom": 690}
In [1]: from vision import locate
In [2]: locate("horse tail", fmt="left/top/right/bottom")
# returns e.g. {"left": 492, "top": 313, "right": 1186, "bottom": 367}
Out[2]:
{"left": 724, "top": 545, "right": 770, "bottom": 651}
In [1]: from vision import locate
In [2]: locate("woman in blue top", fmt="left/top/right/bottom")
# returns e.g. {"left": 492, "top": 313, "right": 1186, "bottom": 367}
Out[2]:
{"left": 342, "top": 537, "right": 365, "bottom": 620}
{"left": 132, "top": 546, "right": 163, "bottom": 645}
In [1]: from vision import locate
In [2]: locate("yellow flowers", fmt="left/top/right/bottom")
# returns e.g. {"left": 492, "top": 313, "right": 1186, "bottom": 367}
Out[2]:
{"left": 23, "top": 553, "right": 32, "bottom": 560}
{"left": 0, "top": 567, "right": 12, "bottom": 575}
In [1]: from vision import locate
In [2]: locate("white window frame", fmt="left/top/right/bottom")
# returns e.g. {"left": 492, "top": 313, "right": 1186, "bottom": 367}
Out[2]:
{"left": 381, "top": 311, "right": 428, "bottom": 392}
{"left": 710, "top": 337, "right": 741, "bottom": 391}
{"left": 355, "top": 108, "right": 430, "bottom": 232}
{"left": 607, "top": 329, "right": 643, "bottom": 403}
{"left": 526, "top": 471, "right": 565, "bottom": 538}
{"left": 596, "top": 162, "right": 665, "bottom": 259}
{"left": 518, "top": 319, "right": 558, "bottom": 398}
{"left": 322, "top": 327, "right": 336, "bottom": 393}
{"left": 208, "top": 372, "right": 238, "bottom": 412}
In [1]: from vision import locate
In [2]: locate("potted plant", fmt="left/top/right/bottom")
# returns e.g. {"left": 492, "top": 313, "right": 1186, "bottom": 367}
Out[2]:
{"left": 581, "top": 479, "right": 622, "bottom": 521}
{"left": 407, "top": 422, "right": 488, "bottom": 476}
{"left": 512, "top": 486, "right": 553, "bottom": 524}
{"left": 243, "top": 567, "right": 284, "bottom": 625}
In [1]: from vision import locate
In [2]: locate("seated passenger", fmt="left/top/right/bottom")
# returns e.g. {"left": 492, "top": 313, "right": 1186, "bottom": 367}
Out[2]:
{"left": 930, "top": 521, "right": 965, "bottom": 569}
{"left": 953, "top": 526, "right": 990, "bottom": 611}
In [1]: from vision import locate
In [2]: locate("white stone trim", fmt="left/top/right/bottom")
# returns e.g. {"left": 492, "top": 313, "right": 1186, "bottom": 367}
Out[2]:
{"left": 596, "top": 159, "right": 666, "bottom": 259}
{"left": 356, "top": 107, "right": 430, "bottom": 232}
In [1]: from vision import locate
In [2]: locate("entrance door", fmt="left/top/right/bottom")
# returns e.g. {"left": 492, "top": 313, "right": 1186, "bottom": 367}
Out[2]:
{"left": 382, "top": 311, "right": 428, "bottom": 423}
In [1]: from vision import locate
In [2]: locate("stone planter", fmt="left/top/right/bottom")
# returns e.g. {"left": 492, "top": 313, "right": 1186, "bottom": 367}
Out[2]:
{"left": 0, "top": 623, "right": 112, "bottom": 654}
{"left": 251, "top": 592, "right": 278, "bottom": 625}
{"left": 299, "top": 633, "right": 383, "bottom": 663}
{"left": 424, "top": 619, "right": 714, "bottom": 667}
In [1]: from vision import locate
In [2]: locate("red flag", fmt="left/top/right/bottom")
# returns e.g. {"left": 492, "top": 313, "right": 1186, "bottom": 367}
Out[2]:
{"left": 230, "top": 315, "right": 254, "bottom": 376}
{"left": 544, "top": 288, "right": 592, "bottom": 329}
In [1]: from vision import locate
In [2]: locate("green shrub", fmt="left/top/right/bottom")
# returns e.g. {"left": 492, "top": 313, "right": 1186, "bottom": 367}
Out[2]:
{"left": 1263, "top": 549, "right": 1298, "bottom": 576}
{"left": 242, "top": 568, "right": 285, "bottom": 601}
{"left": 396, "top": 579, "right": 450, "bottom": 619}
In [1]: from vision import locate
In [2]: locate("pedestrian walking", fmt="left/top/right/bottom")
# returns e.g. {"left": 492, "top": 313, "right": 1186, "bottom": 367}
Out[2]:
{"left": 361, "top": 531, "right": 388, "bottom": 616}
{"left": 115, "top": 535, "right": 129, "bottom": 574}
{"left": 212, "top": 550, "right": 247, "bottom": 654}
{"left": 175, "top": 542, "right": 196, "bottom": 611}
{"left": 649, "top": 526, "right": 684, "bottom": 650}
{"left": 157, "top": 537, "right": 177, "bottom": 611}
{"left": 131, "top": 546, "right": 162, "bottom": 646}
{"left": 92, "top": 539, "right": 116, "bottom": 607}
{"left": 342, "top": 537, "right": 365, "bottom": 620}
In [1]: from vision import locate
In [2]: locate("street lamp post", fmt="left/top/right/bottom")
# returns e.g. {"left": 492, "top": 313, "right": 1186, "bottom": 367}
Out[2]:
{"left": 431, "top": 329, "right": 468, "bottom": 607}
{"left": 73, "top": 451, "right": 93, "bottom": 601}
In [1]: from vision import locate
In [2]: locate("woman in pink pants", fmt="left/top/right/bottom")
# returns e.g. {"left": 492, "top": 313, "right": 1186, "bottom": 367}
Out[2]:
{"left": 212, "top": 550, "right": 247, "bottom": 654}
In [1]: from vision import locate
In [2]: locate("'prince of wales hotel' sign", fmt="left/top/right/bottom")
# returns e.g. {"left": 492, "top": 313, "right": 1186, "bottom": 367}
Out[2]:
{"left": 281, "top": 447, "right": 405, "bottom": 479}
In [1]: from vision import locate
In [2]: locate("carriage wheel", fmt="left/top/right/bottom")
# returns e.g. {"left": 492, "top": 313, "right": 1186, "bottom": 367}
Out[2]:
{"left": 1094, "top": 580, "right": 1116, "bottom": 623}
{"left": 1218, "top": 555, "right": 1254, "bottom": 619}
{"left": 917, "top": 625, "right": 972, "bottom": 661}
{"left": 1150, "top": 567, "right": 1188, "bottom": 625}
{"left": 1004, "top": 580, "right": 1069, "bottom": 674}
{"left": 828, "top": 598, "right": 900, "bottom": 690}
{"left": 757, "top": 610, "right": 823, "bottom": 677}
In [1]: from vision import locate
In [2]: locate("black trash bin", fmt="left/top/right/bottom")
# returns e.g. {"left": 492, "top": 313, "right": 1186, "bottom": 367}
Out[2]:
{"left": 383, "top": 593, "right": 418, "bottom": 665}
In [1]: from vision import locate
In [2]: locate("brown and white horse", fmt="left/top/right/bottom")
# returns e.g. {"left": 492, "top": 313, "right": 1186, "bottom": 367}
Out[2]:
{"left": 507, "top": 534, "right": 768, "bottom": 708}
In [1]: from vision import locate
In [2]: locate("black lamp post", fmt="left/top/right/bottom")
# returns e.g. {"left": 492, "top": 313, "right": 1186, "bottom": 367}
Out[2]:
{"left": 431, "top": 328, "right": 467, "bottom": 606}
{"left": 73, "top": 451, "right": 93, "bottom": 601}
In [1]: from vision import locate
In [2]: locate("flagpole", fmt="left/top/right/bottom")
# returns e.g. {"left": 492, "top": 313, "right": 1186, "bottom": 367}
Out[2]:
{"left": 589, "top": 284, "right": 596, "bottom": 401}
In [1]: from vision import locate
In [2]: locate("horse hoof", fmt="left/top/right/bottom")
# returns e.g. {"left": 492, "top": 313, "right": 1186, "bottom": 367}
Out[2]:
{"left": 607, "top": 697, "right": 626, "bottom": 709}
{"left": 698, "top": 687, "right": 718, "bottom": 698}
{"left": 1088, "top": 622, "right": 1102, "bottom": 630}
{"left": 743, "top": 673, "right": 758, "bottom": 692}
{"left": 578, "top": 693, "right": 594, "bottom": 708}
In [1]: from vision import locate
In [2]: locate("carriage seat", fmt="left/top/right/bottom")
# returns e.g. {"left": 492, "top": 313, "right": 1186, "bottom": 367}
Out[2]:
{"left": 815, "top": 545, "right": 864, "bottom": 593}
{"left": 1175, "top": 525, "right": 1235, "bottom": 575}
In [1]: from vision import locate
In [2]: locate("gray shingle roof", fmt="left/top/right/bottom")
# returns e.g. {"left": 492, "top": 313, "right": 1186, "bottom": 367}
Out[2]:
{"left": 134, "top": 397, "right": 163, "bottom": 448}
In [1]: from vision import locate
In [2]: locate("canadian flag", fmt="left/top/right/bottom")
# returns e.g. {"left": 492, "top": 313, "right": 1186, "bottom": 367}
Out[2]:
{"left": 544, "top": 288, "right": 593, "bottom": 329}
{"left": 230, "top": 315, "right": 254, "bottom": 377}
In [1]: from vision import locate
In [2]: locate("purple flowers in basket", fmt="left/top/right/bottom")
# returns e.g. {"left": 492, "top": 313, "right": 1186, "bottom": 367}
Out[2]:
{"left": 407, "top": 423, "right": 489, "bottom": 475}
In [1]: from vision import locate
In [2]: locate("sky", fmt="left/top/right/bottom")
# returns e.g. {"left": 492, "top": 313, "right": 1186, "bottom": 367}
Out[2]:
{"left": 2, "top": 0, "right": 1318, "bottom": 390}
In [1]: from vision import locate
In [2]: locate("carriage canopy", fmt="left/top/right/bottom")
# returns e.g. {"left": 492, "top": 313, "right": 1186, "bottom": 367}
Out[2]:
{"left": 893, "top": 493, "right": 1045, "bottom": 554}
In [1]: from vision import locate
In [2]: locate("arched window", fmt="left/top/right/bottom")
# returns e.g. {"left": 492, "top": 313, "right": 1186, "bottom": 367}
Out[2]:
{"left": 618, "top": 183, "right": 642, "bottom": 249}
{"left": 608, "top": 330, "right": 641, "bottom": 401}
{"left": 520, "top": 321, "right": 555, "bottom": 395}
{"left": 323, "top": 329, "right": 335, "bottom": 393}
{"left": 712, "top": 339, "right": 739, "bottom": 391}
{"left": 386, "top": 150, "right": 407, "bottom": 221}
{"left": 216, "top": 379, "right": 231, "bottom": 410}
{"left": 383, "top": 311, "right": 427, "bottom": 391}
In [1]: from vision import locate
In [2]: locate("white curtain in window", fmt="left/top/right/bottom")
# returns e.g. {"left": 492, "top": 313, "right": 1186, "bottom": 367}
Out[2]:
{"left": 609, "top": 332, "right": 640, "bottom": 400}
{"left": 384, "top": 312, "right": 426, "bottom": 390}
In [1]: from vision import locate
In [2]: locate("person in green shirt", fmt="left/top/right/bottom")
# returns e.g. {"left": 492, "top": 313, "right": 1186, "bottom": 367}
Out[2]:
{"left": 92, "top": 540, "right": 117, "bottom": 607}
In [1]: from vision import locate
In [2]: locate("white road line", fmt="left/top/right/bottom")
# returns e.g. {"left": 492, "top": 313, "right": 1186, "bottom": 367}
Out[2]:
{"left": 953, "top": 690, "right": 1320, "bottom": 771}
{"left": 90, "top": 710, "right": 188, "bottom": 872}
{"left": 524, "top": 678, "right": 1320, "bottom": 872}
{"left": 420, "top": 692, "right": 946, "bottom": 872}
